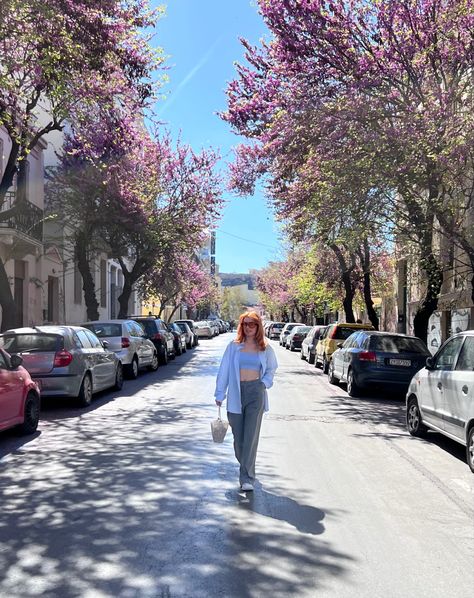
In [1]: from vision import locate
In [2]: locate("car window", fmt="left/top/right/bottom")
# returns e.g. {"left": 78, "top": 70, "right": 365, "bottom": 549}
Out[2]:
{"left": 455, "top": 337, "right": 474, "bottom": 371}
{"left": 434, "top": 336, "right": 464, "bottom": 371}
{"left": 84, "top": 323, "right": 122, "bottom": 338}
{"left": 371, "top": 335, "right": 428, "bottom": 354}
{"left": 0, "top": 351, "right": 8, "bottom": 370}
{"left": 343, "top": 333, "right": 358, "bottom": 348}
{"left": 84, "top": 330, "right": 102, "bottom": 349}
{"left": 335, "top": 326, "right": 364, "bottom": 340}
{"left": 0, "top": 333, "right": 61, "bottom": 352}
{"left": 76, "top": 330, "right": 93, "bottom": 348}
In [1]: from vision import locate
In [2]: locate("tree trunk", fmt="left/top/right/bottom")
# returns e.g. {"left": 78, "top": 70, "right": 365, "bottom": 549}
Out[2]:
{"left": 0, "top": 260, "right": 17, "bottom": 331}
{"left": 357, "top": 240, "right": 379, "bottom": 330}
{"left": 117, "top": 276, "right": 134, "bottom": 319}
{"left": 330, "top": 243, "right": 356, "bottom": 323}
{"left": 167, "top": 303, "right": 180, "bottom": 323}
{"left": 76, "top": 231, "right": 99, "bottom": 321}
{"left": 412, "top": 252, "right": 443, "bottom": 344}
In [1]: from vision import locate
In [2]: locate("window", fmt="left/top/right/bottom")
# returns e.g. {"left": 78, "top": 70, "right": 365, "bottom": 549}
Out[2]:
{"left": 85, "top": 330, "right": 102, "bottom": 349}
{"left": 74, "top": 263, "right": 82, "bottom": 304}
{"left": 76, "top": 330, "right": 92, "bottom": 348}
{"left": 100, "top": 260, "right": 107, "bottom": 307}
{"left": 455, "top": 337, "right": 474, "bottom": 371}
{"left": 0, "top": 351, "right": 8, "bottom": 370}
{"left": 434, "top": 337, "right": 464, "bottom": 371}
{"left": 83, "top": 323, "right": 122, "bottom": 338}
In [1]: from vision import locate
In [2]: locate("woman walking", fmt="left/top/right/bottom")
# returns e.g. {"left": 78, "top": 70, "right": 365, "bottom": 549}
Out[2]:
{"left": 214, "top": 311, "right": 278, "bottom": 491}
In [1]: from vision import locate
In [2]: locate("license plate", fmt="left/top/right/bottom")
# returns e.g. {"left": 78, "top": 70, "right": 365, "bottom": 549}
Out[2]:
{"left": 389, "top": 358, "right": 411, "bottom": 367}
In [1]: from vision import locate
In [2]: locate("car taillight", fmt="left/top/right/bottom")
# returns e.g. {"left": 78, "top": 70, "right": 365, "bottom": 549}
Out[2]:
{"left": 152, "top": 333, "right": 164, "bottom": 341}
{"left": 121, "top": 337, "right": 131, "bottom": 348}
{"left": 359, "top": 351, "right": 376, "bottom": 362}
{"left": 294, "top": 334, "right": 302, "bottom": 340}
{"left": 54, "top": 350, "right": 73, "bottom": 367}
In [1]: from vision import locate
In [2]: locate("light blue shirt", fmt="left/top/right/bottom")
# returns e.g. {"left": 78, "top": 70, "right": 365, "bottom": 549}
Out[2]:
{"left": 214, "top": 341, "right": 278, "bottom": 414}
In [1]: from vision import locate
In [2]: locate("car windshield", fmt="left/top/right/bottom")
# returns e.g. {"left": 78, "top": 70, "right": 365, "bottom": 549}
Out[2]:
{"left": 83, "top": 323, "right": 122, "bottom": 338}
{"left": 294, "top": 326, "right": 311, "bottom": 334}
{"left": 370, "top": 335, "right": 428, "bottom": 354}
{"left": 273, "top": 323, "right": 285, "bottom": 329}
{"left": 134, "top": 320, "right": 157, "bottom": 335}
{"left": 0, "top": 333, "right": 61, "bottom": 352}
{"left": 335, "top": 326, "right": 366, "bottom": 340}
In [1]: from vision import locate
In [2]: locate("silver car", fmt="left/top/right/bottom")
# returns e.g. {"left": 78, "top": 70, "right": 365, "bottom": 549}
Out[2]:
{"left": 0, "top": 326, "right": 123, "bottom": 407}
{"left": 174, "top": 321, "right": 194, "bottom": 349}
{"left": 82, "top": 320, "right": 158, "bottom": 379}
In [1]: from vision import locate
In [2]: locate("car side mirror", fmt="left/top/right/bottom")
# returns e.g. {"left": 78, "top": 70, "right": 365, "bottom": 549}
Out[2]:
{"left": 101, "top": 340, "right": 109, "bottom": 349}
{"left": 425, "top": 356, "right": 435, "bottom": 370}
{"left": 10, "top": 354, "right": 23, "bottom": 369}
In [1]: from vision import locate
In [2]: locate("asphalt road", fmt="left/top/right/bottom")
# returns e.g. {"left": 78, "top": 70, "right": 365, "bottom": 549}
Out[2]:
{"left": 0, "top": 333, "right": 472, "bottom": 598}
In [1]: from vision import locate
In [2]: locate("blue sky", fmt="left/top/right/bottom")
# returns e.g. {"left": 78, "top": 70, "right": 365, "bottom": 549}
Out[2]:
{"left": 151, "top": 0, "right": 283, "bottom": 274}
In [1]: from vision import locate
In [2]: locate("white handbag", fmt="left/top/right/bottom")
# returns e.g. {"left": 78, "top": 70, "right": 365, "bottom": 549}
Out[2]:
{"left": 211, "top": 405, "right": 229, "bottom": 443}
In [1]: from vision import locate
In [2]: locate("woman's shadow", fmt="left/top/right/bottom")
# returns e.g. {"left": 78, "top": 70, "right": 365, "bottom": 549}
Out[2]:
{"left": 225, "top": 483, "right": 325, "bottom": 535}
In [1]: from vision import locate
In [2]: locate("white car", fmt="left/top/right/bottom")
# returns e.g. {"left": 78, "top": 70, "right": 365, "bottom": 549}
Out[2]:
{"left": 406, "top": 330, "right": 474, "bottom": 473}
{"left": 82, "top": 320, "right": 158, "bottom": 379}
{"left": 194, "top": 321, "right": 213, "bottom": 339}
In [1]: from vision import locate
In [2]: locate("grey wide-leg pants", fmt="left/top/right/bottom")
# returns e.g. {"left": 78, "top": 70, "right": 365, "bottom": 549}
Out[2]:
{"left": 228, "top": 379, "right": 265, "bottom": 485}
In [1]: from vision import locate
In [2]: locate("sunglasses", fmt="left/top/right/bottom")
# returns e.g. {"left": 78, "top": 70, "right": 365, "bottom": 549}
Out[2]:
{"left": 243, "top": 321, "right": 258, "bottom": 328}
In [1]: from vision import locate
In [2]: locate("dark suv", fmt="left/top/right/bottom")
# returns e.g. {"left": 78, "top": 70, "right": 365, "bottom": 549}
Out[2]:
{"left": 129, "top": 316, "right": 175, "bottom": 365}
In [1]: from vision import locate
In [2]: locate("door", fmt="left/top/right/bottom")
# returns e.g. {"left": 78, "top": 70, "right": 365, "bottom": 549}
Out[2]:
{"left": 75, "top": 329, "right": 97, "bottom": 388}
{"left": 444, "top": 336, "right": 474, "bottom": 441}
{"left": 420, "top": 336, "right": 464, "bottom": 431}
{"left": 84, "top": 330, "right": 115, "bottom": 391}
{"left": 0, "top": 350, "right": 23, "bottom": 423}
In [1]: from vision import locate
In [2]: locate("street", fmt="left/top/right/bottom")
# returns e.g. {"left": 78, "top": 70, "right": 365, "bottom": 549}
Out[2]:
{"left": 0, "top": 334, "right": 473, "bottom": 598}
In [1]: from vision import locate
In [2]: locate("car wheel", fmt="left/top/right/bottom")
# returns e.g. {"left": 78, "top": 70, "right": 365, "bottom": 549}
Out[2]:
{"left": 77, "top": 373, "right": 93, "bottom": 407}
{"left": 159, "top": 347, "right": 168, "bottom": 366}
{"left": 346, "top": 369, "right": 360, "bottom": 397}
{"left": 175, "top": 343, "right": 182, "bottom": 356}
{"left": 300, "top": 349, "right": 306, "bottom": 360}
{"left": 126, "top": 356, "right": 139, "bottom": 379}
{"left": 114, "top": 363, "right": 124, "bottom": 390}
{"left": 467, "top": 426, "right": 474, "bottom": 474}
{"left": 148, "top": 352, "right": 159, "bottom": 372}
{"left": 406, "top": 397, "right": 428, "bottom": 437}
{"left": 186, "top": 340, "right": 192, "bottom": 349}
{"left": 308, "top": 352, "right": 315, "bottom": 365}
{"left": 328, "top": 361, "right": 339, "bottom": 385}
{"left": 322, "top": 355, "right": 329, "bottom": 374}
{"left": 18, "top": 392, "right": 40, "bottom": 435}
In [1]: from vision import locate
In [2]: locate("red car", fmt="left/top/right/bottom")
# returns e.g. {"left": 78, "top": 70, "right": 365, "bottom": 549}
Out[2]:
{"left": 0, "top": 348, "right": 40, "bottom": 435}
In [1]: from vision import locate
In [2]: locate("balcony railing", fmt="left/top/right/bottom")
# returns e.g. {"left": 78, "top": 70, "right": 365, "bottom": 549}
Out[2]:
{"left": 0, "top": 191, "right": 43, "bottom": 242}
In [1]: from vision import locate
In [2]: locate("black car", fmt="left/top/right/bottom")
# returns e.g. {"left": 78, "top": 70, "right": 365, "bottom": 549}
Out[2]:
{"left": 129, "top": 316, "right": 175, "bottom": 365}
{"left": 168, "top": 322, "right": 187, "bottom": 356}
{"left": 175, "top": 320, "right": 199, "bottom": 347}
{"left": 328, "top": 331, "right": 431, "bottom": 396}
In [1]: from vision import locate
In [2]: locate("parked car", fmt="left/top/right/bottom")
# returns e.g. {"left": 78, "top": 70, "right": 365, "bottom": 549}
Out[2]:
{"left": 128, "top": 316, "right": 175, "bottom": 365}
{"left": 328, "top": 331, "right": 430, "bottom": 396}
{"left": 82, "top": 320, "right": 158, "bottom": 378}
{"left": 286, "top": 325, "right": 312, "bottom": 351}
{"left": 0, "top": 348, "right": 40, "bottom": 435}
{"left": 168, "top": 322, "right": 187, "bottom": 356}
{"left": 406, "top": 330, "right": 474, "bottom": 473}
{"left": 0, "top": 326, "right": 123, "bottom": 406}
{"left": 301, "top": 325, "right": 328, "bottom": 364}
{"left": 268, "top": 322, "right": 285, "bottom": 340}
{"left": 175, "top": 320, "right": 199, "bottom": 347}
{"left": 195, "top": 321, "right": 213, "bottom": 339}
{"left": 279, "top": 323, "right": 302, "bottom": 346}
{"left": 173, "top": 321, "right": 194, "bottom": 349}
{"left": 315, "top": 322, "right": 375, "bottom": 373}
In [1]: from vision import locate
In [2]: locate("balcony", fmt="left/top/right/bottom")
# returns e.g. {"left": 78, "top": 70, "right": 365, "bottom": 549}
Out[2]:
{"left": 0, "top": 191, "right": 43, "bottom": 255}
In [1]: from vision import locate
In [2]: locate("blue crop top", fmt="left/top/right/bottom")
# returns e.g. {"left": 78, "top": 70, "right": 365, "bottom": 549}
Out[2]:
{"left": 239, "top": 351, "right": 261, "bottom": 371}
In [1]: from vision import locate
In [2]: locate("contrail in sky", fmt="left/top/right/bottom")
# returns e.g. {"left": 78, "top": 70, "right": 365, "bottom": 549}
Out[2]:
{"left": 159, "top": 35, "right": 224, "bottom": 115}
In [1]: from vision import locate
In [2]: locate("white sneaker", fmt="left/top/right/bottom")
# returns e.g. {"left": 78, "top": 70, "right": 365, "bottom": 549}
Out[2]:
{"left": 241, "top": 482, "right": 254, "bottom": 491}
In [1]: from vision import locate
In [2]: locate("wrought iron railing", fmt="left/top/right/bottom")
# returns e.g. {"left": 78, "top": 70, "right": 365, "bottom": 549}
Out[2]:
{"left": 0, "top": 191, "right": 43, "bottom": 242}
